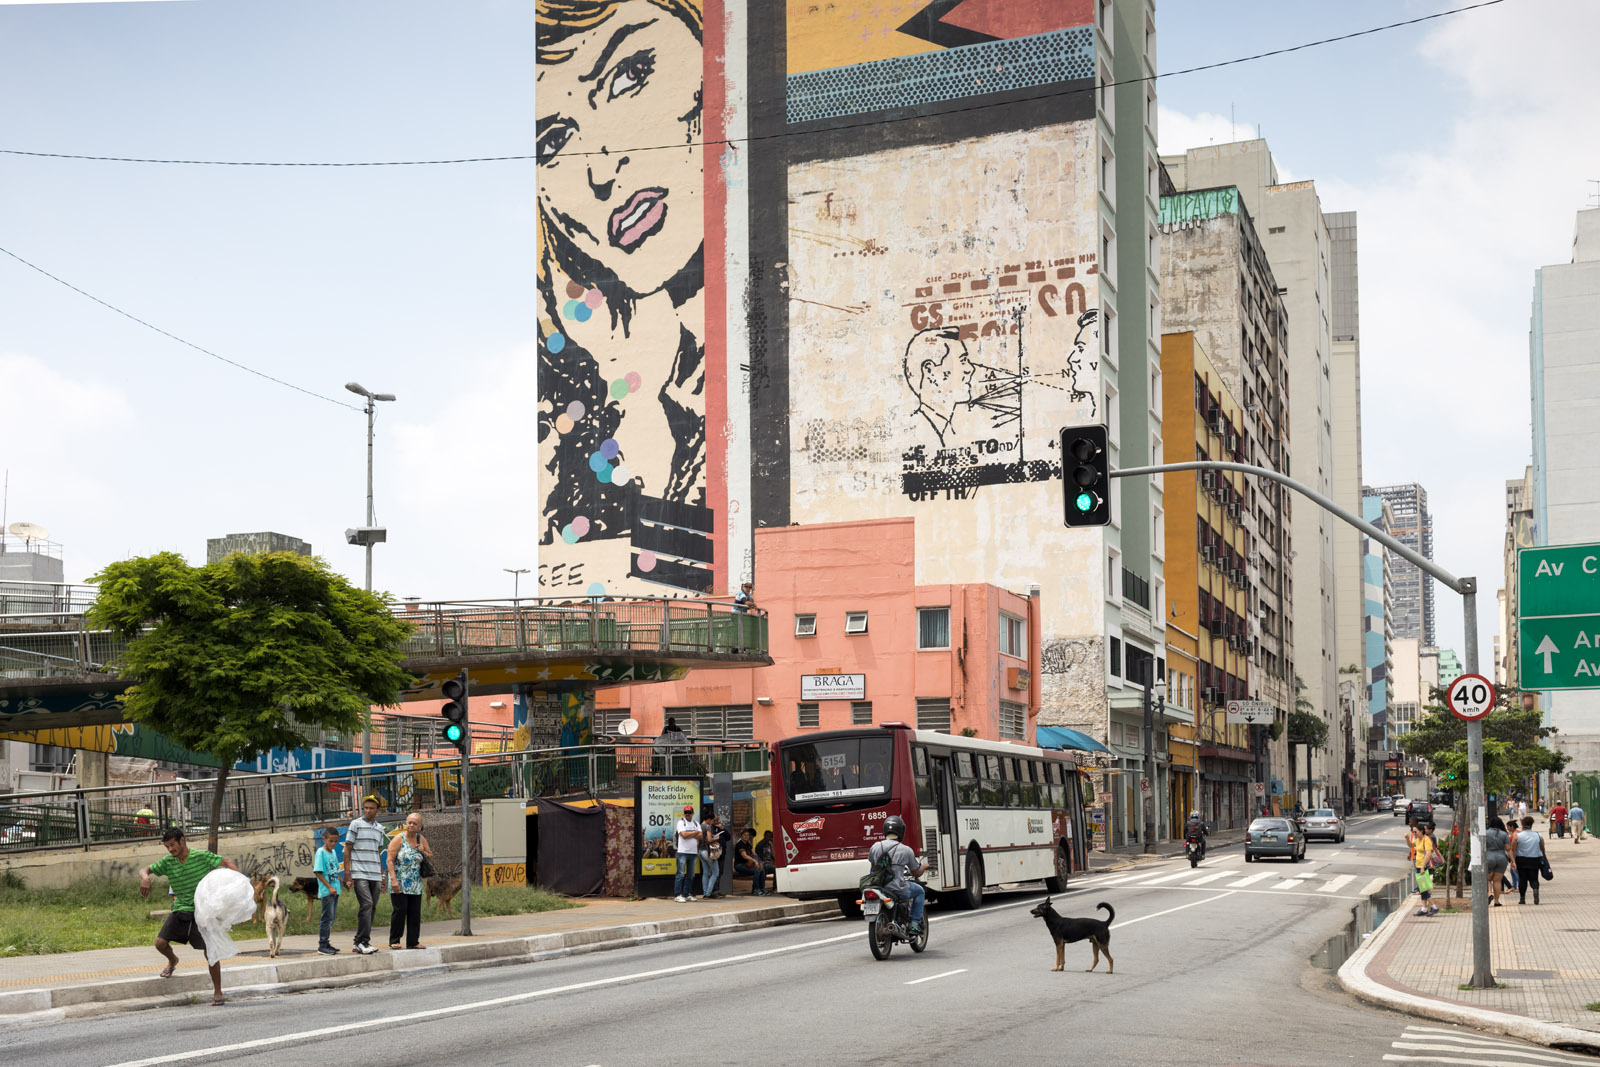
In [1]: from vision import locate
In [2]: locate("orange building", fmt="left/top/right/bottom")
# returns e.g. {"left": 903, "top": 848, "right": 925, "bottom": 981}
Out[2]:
{"left": 1161, "top": 332, "right": 1262, "bottom": 829}
{"left": 598, "top": 518, "right": 1041, "bottom": 747}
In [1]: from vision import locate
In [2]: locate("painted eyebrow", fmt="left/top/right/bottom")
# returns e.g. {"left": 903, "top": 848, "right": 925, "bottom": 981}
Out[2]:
{"left": 580, "top": 19, "right": 658, "bottom": 85}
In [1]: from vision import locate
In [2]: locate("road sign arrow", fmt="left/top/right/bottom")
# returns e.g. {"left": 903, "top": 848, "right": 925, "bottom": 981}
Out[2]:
{"left": 1536, "top": 634, "right": 1560, "bottom": 673}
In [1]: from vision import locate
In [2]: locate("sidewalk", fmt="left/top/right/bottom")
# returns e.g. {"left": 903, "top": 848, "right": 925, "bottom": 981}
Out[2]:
{"left": 0, "top": 893, "right": 837, "bottom": 1026}
{"left": 1340, "top": 814, "right": 1600, "bottom": 1052}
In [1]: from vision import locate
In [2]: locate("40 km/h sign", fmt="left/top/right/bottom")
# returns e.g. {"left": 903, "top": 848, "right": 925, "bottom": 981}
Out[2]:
{"left": 1446, "top": 674, "right": 1496, "bottom": 722}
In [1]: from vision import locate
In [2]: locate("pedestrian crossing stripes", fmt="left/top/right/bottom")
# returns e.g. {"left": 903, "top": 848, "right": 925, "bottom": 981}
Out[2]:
{"left": 1319, "top": 874, "right": 1357, "bottom": 893}
{"left": 1360, "top": 876, "right": 1393, "bottom": 896}
{"left": 1226, "top": 871, "right": 1275, "bottom": 888}
{"left": 1384, "top": 1024, "right": 1597, "bottom": 1065}
{"left": 1180, "top": 871, "right": 1233, "bottom": 886}
{"left": 1091, "top": 863, "right": 1400, "bottom": 897}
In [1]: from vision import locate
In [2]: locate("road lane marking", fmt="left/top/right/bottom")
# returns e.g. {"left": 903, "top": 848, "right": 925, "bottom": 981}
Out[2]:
{"left": 1092, "top": 872, "right": 1166, "bottom": 886}
{"left": 905, "top": 968, "right": 967, "bottom": 985}
{"left": 1269, "top": 879, "right": 1308, "bottom": 891}
{"left": 1111, "top": 890, "right": 1236, "bottom": 929}
{"left": 1387, "top": 1051, "right": 1587, "bottom": 1066}
{"left": 1397, "top": 1027, "right": 1597, "bottom": 1062}
{"left": 1181, "top": 872, "right": 1232, "bottom": 886}
{"left": 1225, "top": 871, "right": 1274, "bottom": 888}
{"left": 1128, "top": 869, "right": 1206, "bottom": 885}
{"left": 1318, "top": 875, "right": 1357, "bottom": 893}
{"left": 1360, "top": 877, "right": 1393, "bottom": 895}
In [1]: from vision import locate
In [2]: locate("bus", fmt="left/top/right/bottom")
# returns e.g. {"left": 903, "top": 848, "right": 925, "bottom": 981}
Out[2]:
{"left": 770, "top": 723, "right": 1088, "bottom": 915}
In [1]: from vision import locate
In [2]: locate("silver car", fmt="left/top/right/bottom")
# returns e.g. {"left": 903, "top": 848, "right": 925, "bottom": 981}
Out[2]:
{"left": 1303, "top": 808, "right": 1345, "bottom": 842}
{"left": 1244, "top": 817, "right": 1305, "bottom": 862}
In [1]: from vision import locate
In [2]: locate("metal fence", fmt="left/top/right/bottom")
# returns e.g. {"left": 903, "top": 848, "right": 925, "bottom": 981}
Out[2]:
{"left": 0, "top": 742, "right": 769, "bottom": 853}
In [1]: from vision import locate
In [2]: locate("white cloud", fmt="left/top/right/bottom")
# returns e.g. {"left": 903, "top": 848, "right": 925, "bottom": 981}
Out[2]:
{"left": 1157, "top": 105, "right": 1292, "bottom": 180}
{"left": 0, "top": 353, "right": 133, "bottom": 526}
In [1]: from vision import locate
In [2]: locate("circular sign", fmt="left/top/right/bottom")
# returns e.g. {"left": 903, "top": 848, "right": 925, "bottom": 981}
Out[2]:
{"left": 1139, "top": 777, "right": 1150, "bottom": 794}
{"left": 1252, "top": 782, "right": 1266, "bottom": 797}
{"left": 1446, "top": 673, "right": 1496, "bottom": 721}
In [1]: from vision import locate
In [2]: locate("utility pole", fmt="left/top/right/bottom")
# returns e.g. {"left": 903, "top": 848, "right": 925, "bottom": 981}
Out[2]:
{"left": 458, "top": 675, "right": 474, "bottom": 937}
{"left": 344, "top": 381, "right": 395, "bottom": 796}
{"left": 1112, "top": 459, "right": 1493, "bottom": 988}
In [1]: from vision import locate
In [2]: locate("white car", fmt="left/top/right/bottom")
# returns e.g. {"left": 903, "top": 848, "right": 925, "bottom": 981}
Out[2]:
{"left": 1303, "top": 808, "right": 1345, "bottom": 842}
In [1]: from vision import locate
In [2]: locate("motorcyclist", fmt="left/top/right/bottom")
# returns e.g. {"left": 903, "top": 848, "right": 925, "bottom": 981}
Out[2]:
{"left": 867, "top": 815, "right": 927, "bottom": 936}
{"left": 1183, "top": 810, "right": 1209, "bottom": 860}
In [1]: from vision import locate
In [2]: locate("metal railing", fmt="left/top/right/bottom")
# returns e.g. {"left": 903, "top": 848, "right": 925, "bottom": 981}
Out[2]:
{"left": 0, "top": 580, "right": 99, "bottom": 626}
{"left": 0, "top": 596, "right": 769, "bottom": 679}
{"left": 0, "top": 741, "right": 770, "bottom": 854}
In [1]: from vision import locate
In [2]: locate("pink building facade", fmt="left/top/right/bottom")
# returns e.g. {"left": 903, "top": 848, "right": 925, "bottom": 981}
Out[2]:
{"left": 598, "top": 518, "right": 1041, "bottom": 747}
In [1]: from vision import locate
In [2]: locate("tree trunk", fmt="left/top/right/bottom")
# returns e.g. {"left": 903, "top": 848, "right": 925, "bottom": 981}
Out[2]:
{"left": 1287, "top": 745, "right": 1297, "bottom": 815}
{"left": 207, "top": 765, "right": 231, "bottom": 854}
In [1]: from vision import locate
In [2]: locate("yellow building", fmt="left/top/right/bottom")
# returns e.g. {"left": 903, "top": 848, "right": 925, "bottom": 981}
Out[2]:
{"left": 1162, "top": 332, "right": 1260, "bottom": 829}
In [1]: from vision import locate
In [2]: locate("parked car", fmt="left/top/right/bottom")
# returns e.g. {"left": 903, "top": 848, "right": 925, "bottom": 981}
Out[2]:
{"left": 1304, "top": 808, "right": 1345, "bottom": 842}
{"left": 1245, "top": 817, "right": 1305, "bottom": 862}
{"left": 1375, "top": 796, "right": 1394, "bottom": 811}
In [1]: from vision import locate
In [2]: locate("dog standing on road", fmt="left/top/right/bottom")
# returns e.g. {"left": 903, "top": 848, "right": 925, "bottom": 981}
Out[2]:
{"left": 263, "top": 877, "right": 290, "bottom": 958}
{"left": 424, "top": 873, "right": 463, "bottom": 916}
{"left": 1029, "top": 897, "right": 1115, "bottom": 973}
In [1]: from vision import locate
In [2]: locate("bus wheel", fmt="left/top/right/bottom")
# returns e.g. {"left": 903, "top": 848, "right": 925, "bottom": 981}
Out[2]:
{"left": 956, "top": 851, "right": 984, "bottom": 910}
{"left": 837, "top": 892, "right": 863, "bottom": 920}
{"left": 1045, "top": 845, "right": 1070, "bottom": 893}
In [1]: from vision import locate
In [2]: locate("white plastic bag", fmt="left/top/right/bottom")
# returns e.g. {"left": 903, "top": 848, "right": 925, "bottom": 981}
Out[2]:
{"left": 192, "top": 867, "right": 256, "bottom": 967}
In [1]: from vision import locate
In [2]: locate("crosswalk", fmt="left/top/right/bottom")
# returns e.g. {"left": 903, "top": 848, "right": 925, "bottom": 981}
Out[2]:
{"left": 1092, "top": 859, "right": 1394, "bottom": 898}
{"left": 1384, "top": 1024, "right": 1597, "bottom": 1065}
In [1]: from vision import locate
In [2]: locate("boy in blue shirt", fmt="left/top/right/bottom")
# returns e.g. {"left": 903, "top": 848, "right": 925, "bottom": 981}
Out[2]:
{"left": 314, "top": 827, "right": 343, "bottom": 955}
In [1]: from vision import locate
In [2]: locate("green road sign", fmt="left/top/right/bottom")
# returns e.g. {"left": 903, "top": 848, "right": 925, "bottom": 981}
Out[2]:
{"left": 1519, "top": 542, "right": 1600, "bottom": 691}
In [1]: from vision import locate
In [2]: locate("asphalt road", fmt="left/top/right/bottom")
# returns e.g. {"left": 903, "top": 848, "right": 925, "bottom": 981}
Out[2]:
{"left": 15, "top": 810, "right": 1554, "bottom": 1067}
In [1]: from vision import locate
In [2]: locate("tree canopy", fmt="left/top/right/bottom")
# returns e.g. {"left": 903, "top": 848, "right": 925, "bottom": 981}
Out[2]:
{"left": 1398, "top": 689, "right": 1568, "bottom": 796}
{"left": 88, "top": 551, "right": 415, "bottom": 849}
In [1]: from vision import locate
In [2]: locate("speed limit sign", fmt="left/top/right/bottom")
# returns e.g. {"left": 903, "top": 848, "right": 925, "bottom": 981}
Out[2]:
{"left": 1446, "top": 673, "right": 1496, "bottom": 721}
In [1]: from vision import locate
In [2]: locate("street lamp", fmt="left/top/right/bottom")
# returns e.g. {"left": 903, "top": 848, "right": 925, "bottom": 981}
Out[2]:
{"left": 344, "top": 381, "right": 396, "bottom": 784}
{"left": 504, "top": 567, "right": 530, "bottom": 601}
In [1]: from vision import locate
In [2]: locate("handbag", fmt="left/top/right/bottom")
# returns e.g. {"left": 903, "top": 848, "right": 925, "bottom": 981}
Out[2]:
{"left": 1539, "top": 840, "right": 1554, "bottom": 881}
{"left": 419, "top": 855, "right": 435, "bottom": 879}
{"left": 1414, "top": 869, "right": 1434, "bottom": 893}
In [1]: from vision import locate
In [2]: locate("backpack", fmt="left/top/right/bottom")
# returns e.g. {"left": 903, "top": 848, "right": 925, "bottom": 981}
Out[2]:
{"left": 858, "top": 846, "right": 898, "bottom": 891}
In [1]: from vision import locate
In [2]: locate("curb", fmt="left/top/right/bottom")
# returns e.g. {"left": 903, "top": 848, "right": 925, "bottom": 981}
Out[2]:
{"left": 1336, "top": 895, "right": 1600, "bottom": 1053}
{"left": 0, "top": 900, "right": 839, "bottom": 1028}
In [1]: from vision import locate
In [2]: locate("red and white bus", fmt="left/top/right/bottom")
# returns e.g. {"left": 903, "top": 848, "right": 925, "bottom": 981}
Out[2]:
{"left": 770, "top": 723, "right": 1087, "bottom": 914}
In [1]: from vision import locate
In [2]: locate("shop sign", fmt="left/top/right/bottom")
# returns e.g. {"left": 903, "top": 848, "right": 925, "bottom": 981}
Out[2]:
{"left": 800, "top": 673, "right": 866, "bottom": 700}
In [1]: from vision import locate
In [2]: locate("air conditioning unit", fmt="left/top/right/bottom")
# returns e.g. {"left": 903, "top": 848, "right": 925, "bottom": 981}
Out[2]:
{"left": 1228, "top": 502, "right": 1241, "bottom": 520}
{"left": 1201, "top": 544, "right": 1215, "bottom": 562}
{"left": 1201, "top": 471, "right": 1216, "bottom": 489}
{"left": 1258, "top": 604, "right": 1270, "bottom": 618}
{"left": 1226, "top": 433, "right": 1239, "bottom": 454}
{"left": 1202, "top": 686, "right": 1223, "bottom": 706}
{"left": 1207, "top": 618, "right": 1226, "bottom": 636}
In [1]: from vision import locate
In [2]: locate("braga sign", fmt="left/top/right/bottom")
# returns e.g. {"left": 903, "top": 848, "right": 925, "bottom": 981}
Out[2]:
{"left": 800, "top": 674, "right": 866, "bottom": 700}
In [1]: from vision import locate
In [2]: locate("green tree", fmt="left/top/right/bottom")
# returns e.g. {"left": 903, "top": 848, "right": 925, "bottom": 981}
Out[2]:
{"left": 1286, "top": 674, "right": 1329, "bottom": 809}
{"left": 88, "top": 551, "right": 415, "bottom": 851}
{"left": 1398, "top": 689, "right": 1568, "bottom": 799}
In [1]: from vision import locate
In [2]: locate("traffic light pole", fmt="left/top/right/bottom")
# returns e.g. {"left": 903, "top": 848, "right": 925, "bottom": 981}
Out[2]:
{"left": 459, "top": 710, "right": 473, "bottom": 937}
{"left": 1111, "top": 459, "right": 1493, "bottom": 988}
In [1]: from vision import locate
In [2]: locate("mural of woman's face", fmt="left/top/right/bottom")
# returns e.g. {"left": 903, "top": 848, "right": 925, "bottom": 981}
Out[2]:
{"left": 538, "top": 6, "right": 703, "bottom": 298}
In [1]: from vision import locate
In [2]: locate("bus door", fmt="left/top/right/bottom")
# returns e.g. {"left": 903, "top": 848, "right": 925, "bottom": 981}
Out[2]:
{"left": 929, "top": 756, "right": 960, "bottom": 890}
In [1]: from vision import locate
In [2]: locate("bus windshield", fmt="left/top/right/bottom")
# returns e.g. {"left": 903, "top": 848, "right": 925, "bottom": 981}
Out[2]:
{"left": 779, "top": 735, "right": 894, "bottom": 807}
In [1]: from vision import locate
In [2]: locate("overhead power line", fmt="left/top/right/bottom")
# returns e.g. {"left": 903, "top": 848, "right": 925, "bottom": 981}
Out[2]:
{"left": 0, "top": 243, "right": 358, "bottom": 410}
{"left": 0, "top": 0, "right": 1507, "bottom": 167}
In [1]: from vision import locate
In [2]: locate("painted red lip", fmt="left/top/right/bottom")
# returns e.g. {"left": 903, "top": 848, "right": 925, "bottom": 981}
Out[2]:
{"left": 609, "top": 187, "right": 668, "bottom": 251}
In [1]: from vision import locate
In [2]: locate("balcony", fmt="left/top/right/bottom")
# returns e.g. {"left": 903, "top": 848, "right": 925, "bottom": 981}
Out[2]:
{"left": 1121, "top": 567, "right": 1151, "bottom": 610}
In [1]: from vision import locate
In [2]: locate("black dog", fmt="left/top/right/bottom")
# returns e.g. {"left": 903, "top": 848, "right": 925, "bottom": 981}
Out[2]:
{"left": 1029, "top": 897, "right": 1115, "bottom": 973}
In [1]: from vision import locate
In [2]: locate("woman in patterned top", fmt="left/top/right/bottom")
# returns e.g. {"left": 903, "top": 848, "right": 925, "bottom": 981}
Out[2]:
{"left": 386, "top": 812, "right": 434, "bottom": 950}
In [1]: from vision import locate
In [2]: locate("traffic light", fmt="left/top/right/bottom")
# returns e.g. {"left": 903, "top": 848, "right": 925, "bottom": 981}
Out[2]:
{"left": 439, "top": 670, "right": 468, "bottom": 754}
{"left": 1061, "top": 425, "right": 1110, "bottom": 527}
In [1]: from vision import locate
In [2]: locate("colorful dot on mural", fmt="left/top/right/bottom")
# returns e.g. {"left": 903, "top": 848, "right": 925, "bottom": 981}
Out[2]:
{"left": 546, "top": 332, "right": 566, "bottom": 354}
{"left": 624, "top": 371, "right": 642, "bottom": 392}
{"left": 573, "top": 303, "right": 593, "bottom": 323}
{"left": 587, "top": 582, "right": 606, "bottom": 597}
{"left": 584, "top": 287, "right": 604, "bottom": 309}
{"left": 565, "top": 400, "right": 585, "bottom": 421}
{"left": 563, "top": 299, "right": 582, "bottom": 320}
{"left": 554, "top": 414, "right": 574, "bottom": 434}
{"left": 565, "top": 280, "right": 585, "bottom": 299}
{"left": 571, "top": 516, "right": 590, "bottom": 537}
{"left": 560, "top": 524, "right": 578, "bottom": 544}
{"left": 610, "top": 464, "right": 631, "bottom": 484}
{"left": 599, "top": 438, "right": 620, "bottom": 460}
{"left": 588, "top": 451, "right": 609, "bottom": 473}
{"left": 636, "top": 550, "right": 657, "bottom": 572}
{"left": 609, "top": 378, "right": 629, "bottom": 400}
{"left": 595, "top": 465, "right": 613, "bottom": 484}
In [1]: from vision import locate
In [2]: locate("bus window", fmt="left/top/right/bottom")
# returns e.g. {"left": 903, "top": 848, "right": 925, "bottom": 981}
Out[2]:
{"left": 1021, "top": 761, "right": 1040, "bottom": 808}
{"left": 779, "top": 735, "right": 894, "bottom": 808}
{"left": 954, "top": 751, "right": 981, "bottom": 806}
{"left": 980, "top": 755, "right": 1003, "bottom": 807}
{"left": 912, "top": 747, "right": 928, "bottom": 776}
{"left": 1002, "top": 758, "right": 1022, "bottom": 807}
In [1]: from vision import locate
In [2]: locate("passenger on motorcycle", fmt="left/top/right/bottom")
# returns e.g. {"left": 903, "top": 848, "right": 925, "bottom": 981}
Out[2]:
{"left": 868, "top": 815, "right": 927, "bottom": 936}
{"left": 1184, "top": 811, "right": 1209, "bottom": 860}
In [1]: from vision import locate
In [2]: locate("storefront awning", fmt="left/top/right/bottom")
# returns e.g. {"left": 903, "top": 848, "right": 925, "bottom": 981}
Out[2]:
{"left": 1037, "top": 726, "right": 1112, "bottom": 754}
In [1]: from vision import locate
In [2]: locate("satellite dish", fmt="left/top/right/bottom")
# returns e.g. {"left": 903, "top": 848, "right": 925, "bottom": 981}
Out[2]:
{"left": 7, "top": 521, "right": 50, "bottom": 542}
{"left": 616, "top": 719, "right": 639, "bottom": 737}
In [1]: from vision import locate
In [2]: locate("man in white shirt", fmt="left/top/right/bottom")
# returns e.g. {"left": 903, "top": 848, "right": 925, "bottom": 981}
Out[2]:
{"left": 343, "top": 796, "right": 386, "bottom": 954}
{"left": 674, "top": 805, "right": 701, "bottom": 902}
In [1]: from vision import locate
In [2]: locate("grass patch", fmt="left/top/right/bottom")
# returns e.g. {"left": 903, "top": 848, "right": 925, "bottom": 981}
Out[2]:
{"left": 0, "top": 877, "right": 578, "bottom": 957}
{"left": 1586, "top": 1002, "right": 1600, "bottom": 1013}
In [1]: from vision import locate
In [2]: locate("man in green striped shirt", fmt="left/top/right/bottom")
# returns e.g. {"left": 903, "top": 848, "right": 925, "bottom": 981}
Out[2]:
{"left": 139, "top": 827, "right": 239, "bottom": 1005}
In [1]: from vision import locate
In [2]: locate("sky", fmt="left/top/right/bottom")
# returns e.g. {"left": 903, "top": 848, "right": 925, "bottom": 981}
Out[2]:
{"left": 3, "top": 0, "right": 1598, "bottom": 670}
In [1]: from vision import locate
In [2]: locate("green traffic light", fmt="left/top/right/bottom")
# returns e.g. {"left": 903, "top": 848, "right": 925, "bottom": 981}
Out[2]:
{"left": 443, "top": 723, "right": 463, "bottom": 743}
{"left": 1074, "top": 492, "right": 1093, "bottom": 512}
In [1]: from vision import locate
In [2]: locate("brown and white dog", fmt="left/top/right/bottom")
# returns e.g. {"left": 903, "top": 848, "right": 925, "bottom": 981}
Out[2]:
{"left": 263, "top": 877, "right": 290, "bottom": 958}
{"left": 424, "top": 873, "right": 464, "bottom": 916}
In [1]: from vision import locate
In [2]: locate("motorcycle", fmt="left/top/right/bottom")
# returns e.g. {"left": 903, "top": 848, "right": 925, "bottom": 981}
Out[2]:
{"left": 861, "top": 887, "right": 929, "bottom": 960}
{"left": 1184, "top": 835, "right": 1206, "bottom": 867}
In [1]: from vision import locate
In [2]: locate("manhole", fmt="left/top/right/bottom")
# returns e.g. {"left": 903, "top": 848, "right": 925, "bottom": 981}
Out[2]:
{"left": 1498, "top": 969, "right": 1558, "bottom": 979}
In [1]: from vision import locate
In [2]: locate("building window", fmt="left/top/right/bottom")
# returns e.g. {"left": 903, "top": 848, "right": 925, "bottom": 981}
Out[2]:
{"left": 797, "top": 702, "right": 820, "bottom": 729}
{"left": 851, "top": 701, "right": 873, "bottom": 726}
{"left": 794, "top": 614, "right": 817, "bottom": 637}
{"left": 594, "top": 708, "right": 631, "bottom": 738}
{"left": 917, "top": 607, "right": 950, "bottom": 649}
{"left": 1110, "top": 636, "right": 1122, "bottom": 678}
{"left": 999, "top": 701, "right": 1026, "bottom": 740}
{"left": 664, "top": 705, "right": 756, "bottom": 741}
{"left": 845, "top": 611, "right": 869, "bottom": 634}
{"left": 916, "top": 698, "right": 952, "bottom": 733}
{"left": 999, "top": 612, "right": 1027, "bottom": 658}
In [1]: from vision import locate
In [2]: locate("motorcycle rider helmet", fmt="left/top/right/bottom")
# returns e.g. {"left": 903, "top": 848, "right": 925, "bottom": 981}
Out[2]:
{"left": 883, "top": 815, "right": 906, "bottom": 840}
{"left": 1189, "top": 810, "right": 1200, "bottom": 819}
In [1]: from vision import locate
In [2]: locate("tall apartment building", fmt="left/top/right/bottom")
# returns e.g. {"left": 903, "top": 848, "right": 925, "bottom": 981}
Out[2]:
{"left": 1362, "top": 492, "right": 1397, "bottom": 793}
{"left": 1497, "top": 466, "right": 1535, "bottom": 689}
{"left": 1158, "top": 184, "right": 1293, "bottom": 800}
{"left": 1163, "top": 140, "right": 1343, "bottom": 809}
{"left": 1372, "top": 483, "right": 1436, "bottom": 646}
{"left": 1528, "top": 207, "right": 1600, "bottom": 770}
{"left": 536, "top": 1, "right": 1173, "bottom": 839}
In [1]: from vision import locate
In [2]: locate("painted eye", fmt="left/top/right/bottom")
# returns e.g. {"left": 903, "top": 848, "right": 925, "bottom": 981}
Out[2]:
{"left": 538, "top": 122, "right": 574, "bottom": 165}
{"left": 608, "top": 53, "right": 654, "bottom": 100}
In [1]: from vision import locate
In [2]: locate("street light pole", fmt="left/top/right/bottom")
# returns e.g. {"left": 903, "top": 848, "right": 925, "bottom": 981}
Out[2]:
{"left": 504, "top": 567, "right": 530, "bottom": 601}
{"left": 345, "top": 381, "right": 396, "bottom": 789}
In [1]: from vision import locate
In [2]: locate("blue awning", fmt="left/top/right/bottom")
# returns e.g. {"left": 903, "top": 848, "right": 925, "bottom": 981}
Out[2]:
{"left": 1036, "top": 726, "right": 1112, "bottom": 754}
